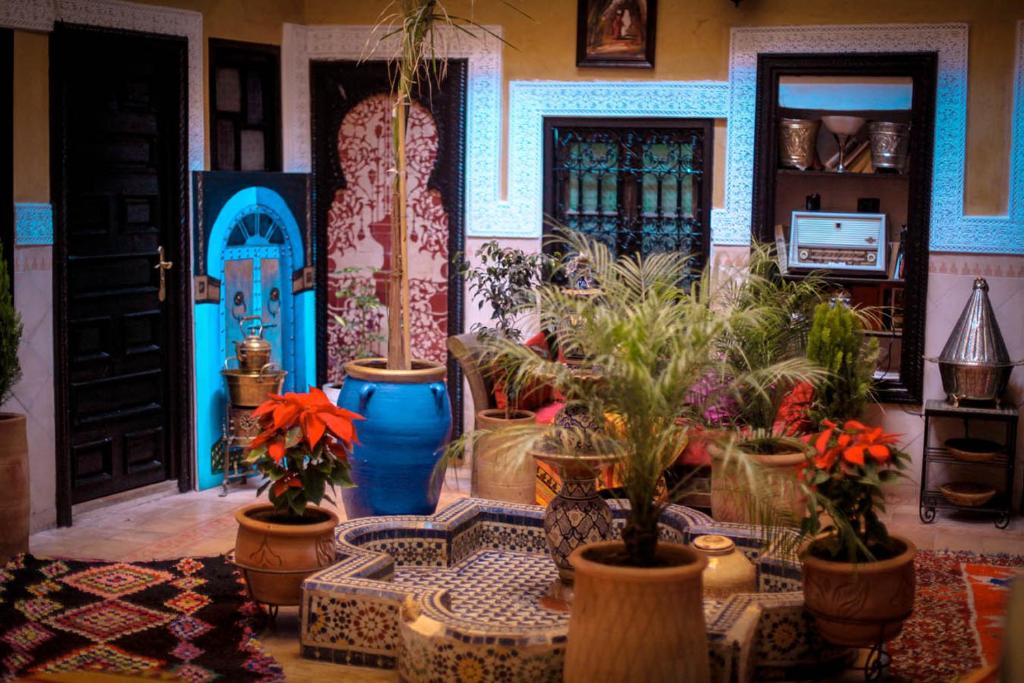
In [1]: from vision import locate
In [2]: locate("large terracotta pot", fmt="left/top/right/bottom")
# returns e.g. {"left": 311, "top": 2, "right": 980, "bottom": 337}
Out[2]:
{"left": 711, "top": 446, "right": 806, "bottom": 525}
{"left": 471, "top": 408, "right": 537, "bottom": 504}
{"left": 234, "top": 503, "right": 339, "bottom": 606}
{"left": 801, "top": 535, "right": 916, "bottom": 647}
{"left": 564, "top": 541, "right": 710, "bottom": 683}
{"left": 0, "top": 413, "right": 29, "bottom": 561}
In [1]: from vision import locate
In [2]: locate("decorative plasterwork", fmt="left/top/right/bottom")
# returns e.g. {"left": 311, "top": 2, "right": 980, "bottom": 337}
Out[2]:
{"left": 14, "top": 202, "right": 53, "bottom": 246}
{"left": 0, "top": 0, "right": 54, "bottom": 31}
{"left": 282, "top": 23, "right": 505, "bottom": 235}
{"left": 55, "top": 0, "right": 203, "bottom": 172}
{"left": 0, "top": 0, "right": 203, "bottom": 171}
{"left": 726, "top": 22, "right": 1024, "bottom": 254}
{"left": 500, "top": 81, "right": 729, "bottom": 239}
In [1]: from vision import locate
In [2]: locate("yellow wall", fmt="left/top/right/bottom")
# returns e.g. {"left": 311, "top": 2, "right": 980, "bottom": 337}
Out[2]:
{"left": 304, "top": 0, "right": 1023, "bottom": 217}
{"left": 10, "top": 0, "right": 1024, "bottom": 217}
{"left": 12, "top": 31, "right": 48, "bottom": 203}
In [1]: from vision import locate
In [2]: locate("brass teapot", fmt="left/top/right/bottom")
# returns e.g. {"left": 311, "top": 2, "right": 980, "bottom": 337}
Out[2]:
{"left": 234, "top": 315, "right": 272, "bottom": 373}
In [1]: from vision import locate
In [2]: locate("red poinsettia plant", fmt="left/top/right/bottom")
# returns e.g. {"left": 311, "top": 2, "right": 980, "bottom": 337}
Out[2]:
{"left": 244, "top": 387, "right": 364, "bottom": 519}
{"left": 798, "top": 419, "right": 910, "bottom": 562}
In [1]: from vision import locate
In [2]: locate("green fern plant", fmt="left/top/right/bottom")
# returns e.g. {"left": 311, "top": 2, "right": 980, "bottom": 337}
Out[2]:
{"left": 0, "top": 242, "right": 23, "bottom": 406}
{"left": 461, "top": 229, "right": 821, "bottom": 566}
{"left": 805, "top": 301, "right": 879, "bottom": 423}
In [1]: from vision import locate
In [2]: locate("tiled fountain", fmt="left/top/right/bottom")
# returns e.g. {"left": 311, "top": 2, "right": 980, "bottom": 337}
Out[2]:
{"left": 300, "top": 498, "right": 847, "bottom": 682}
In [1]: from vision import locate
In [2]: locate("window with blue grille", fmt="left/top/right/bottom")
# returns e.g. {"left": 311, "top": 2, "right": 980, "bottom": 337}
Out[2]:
{"left": 543, "top": 118, "right": 712, "bottom": 282}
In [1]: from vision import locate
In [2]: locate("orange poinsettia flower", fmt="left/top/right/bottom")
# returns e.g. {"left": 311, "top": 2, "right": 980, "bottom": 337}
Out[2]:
{"left": 252, "top": 386, "right": 364, "bottom": 450}
{"left": 842, "top": 425, "right": 900, "bottom": 465}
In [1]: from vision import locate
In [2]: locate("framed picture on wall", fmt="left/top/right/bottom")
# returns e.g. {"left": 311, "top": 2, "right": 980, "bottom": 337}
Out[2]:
{"left": 576, "top": 0, "right": 656, "bottom": 68}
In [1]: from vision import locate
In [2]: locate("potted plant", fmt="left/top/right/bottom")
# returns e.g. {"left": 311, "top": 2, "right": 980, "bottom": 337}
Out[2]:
{"left": 805, "top": 299, "right": 879, "bottom": 424}
{"left": 337, "top": 1, "right": 522, "bottom": 517}
{"left": 458, "top": 240, "right": 549, "bottom": 503}
{"left": 798, "top": 419, "right": 915, "bottom": 647}
{"left": 234, "top": 387, "right": 363, "bottom": 606}
{"left": 324, "top": 265, "right": 386, "bottom": 404}
{"left": 0, "top": 240, "right": 26, "bottom": 561}
{"left": 711, "top": 245, "right": 827, "bottom": 523}
{"left": 477, "top": 231, "right": 808, "bottom": 682}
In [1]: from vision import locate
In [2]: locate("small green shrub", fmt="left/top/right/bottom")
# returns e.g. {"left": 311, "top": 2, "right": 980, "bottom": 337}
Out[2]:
{"left": 0, "top": 241, "right": 23, "bottom": 405}
{"left": 806, "top": 301, "right": 878, "bottom": 423}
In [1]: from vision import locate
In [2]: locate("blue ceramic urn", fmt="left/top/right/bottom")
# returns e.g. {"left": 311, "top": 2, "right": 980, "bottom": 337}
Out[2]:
{"left": 337, "top": 358, "right": 452, "bottom": 517}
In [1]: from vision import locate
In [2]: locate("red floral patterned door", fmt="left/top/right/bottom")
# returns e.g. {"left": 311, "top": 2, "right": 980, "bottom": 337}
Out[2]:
{"left": 311, "top": 61, "right": 466, "bottom": 428}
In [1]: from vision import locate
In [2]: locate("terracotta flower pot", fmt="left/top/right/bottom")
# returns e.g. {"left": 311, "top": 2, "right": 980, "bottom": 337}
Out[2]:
{"left": 0, "top": 413, "right": 29, "bottom": 561}
{"left": 471, "top": 408, "right": 537, "bottom": 504}
{"left": 711, "top": 447, "right": 806, "bottom": 525}
{"left": 234, "top": 503, "right": 339, "bottom": 606}
{"left": 564, "top": 541, "right": 710, "bottom": 683}
{"left": 801, "top": 535, "right": 916, "bottom": 647}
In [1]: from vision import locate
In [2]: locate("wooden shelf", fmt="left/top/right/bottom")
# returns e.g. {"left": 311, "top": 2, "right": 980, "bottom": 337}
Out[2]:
{"left": 776, "top": 169, "right": 909, "bottom": 181}
{"left": 783, "top": 272, "right": 904, "bottom": 287}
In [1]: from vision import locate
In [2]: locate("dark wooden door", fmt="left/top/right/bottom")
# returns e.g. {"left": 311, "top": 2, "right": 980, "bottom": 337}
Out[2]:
{"left": 52, "top": 24, "right": 190, "bottom": 512}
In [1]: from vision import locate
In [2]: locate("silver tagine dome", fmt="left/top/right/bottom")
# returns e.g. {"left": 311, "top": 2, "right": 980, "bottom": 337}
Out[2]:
{"left": 933, "top": 278, "right": 1019, "bottom": 407}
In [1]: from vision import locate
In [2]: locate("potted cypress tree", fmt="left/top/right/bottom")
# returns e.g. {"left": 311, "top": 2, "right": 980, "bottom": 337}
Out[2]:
{"left": 459, "top": 240, "right": 549, "bottom": 503}
{"left": 805, "top": 299, "right": 879, "bottom": 424}
{"left": 235, "top": 387, "right": 363, "bottom": 606}
{"left": 478, "top": 231, "right": 810, "bottom": 682}
{"left": 0, "top": 241, "right": 26, "bottom": 561}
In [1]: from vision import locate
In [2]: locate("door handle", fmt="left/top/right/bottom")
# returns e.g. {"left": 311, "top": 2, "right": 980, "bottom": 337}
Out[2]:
{"left": 154, "top": 245, "right": 174, "bottom": 302}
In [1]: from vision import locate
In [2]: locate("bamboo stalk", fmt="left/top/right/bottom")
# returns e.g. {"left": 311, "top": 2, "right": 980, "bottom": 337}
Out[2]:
{"left": 387, "top": 93, "right": 412, "bottom": 370}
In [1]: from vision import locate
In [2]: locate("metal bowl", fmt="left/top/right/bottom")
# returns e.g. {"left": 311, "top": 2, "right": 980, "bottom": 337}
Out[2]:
{"left": 936, "top": 360, "right": 1015, "bottom": 406}
{"left": 222, "top": 367, "right": 287, "bottom": 407}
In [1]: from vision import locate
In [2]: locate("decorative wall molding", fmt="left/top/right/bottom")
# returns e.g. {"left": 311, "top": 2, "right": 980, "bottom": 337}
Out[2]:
{"left": 282, "top": 23, "right": 505, "bottom": 234}
{"left": 725, "top": 22, "right": 1024, "bottom": 254}
{"left": 14, "top": 202, "right": 53, "bottom": 246}
{"left": 0, "top": 0, "right": 202, "bottom": 171}
{"left": 501, "top": 81, "right": 729, "bottom": 239}
{"left": 0, "top": 0, "right": 54, "bottom": 31}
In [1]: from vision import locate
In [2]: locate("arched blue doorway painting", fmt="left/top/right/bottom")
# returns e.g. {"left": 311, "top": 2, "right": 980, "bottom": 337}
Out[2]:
{"left": 191, "top": 173, "right": 314, "bottom": 490}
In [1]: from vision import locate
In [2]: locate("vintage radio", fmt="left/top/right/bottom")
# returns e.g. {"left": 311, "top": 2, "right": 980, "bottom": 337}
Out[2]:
{"left": 788, "top": 211, "right": 887, "bottom": 274}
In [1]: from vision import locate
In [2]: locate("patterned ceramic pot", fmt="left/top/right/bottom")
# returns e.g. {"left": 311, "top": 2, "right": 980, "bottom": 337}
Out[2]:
{"left": 472, "top": 408, "right": 538, "bottom": 505}
{"left": 338, "top": 358, "right": 452, "bottom": 517}
{"left": 801, "top": 535, "right": 916, "bottom": 647}
{"left": 533, "top": 451, "right": 615, "bottom": 583}
{"left": 233, "top": 503, "right": 338, "bottom": 606}
{"left": 565, "top": 541, "right": 710, "bottom": 683}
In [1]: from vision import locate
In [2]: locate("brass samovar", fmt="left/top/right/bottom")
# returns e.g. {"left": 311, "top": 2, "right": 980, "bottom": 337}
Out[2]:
{"left": 219, "top": 316, "right": 287, "bottom": 493}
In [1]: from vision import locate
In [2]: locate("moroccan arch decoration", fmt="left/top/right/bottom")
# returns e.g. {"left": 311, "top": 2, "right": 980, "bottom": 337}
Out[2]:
{"left": 310, "top": 59, "right": 467, "bottom": 431}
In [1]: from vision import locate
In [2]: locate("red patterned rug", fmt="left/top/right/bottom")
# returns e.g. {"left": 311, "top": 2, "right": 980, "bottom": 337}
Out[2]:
{"left": 0, "top": 554, "right": 283, "bottom": 681}
{"left": 888, "top": 549, "right": 1024, "bottom": 682}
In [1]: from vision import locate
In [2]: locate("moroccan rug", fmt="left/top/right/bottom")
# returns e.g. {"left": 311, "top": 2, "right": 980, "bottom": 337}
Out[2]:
{"left": 888, "top": 549, "right": 1024, "bottom": 682}
{"left": 0, "top": 554, "right": 284, "bottom": 682}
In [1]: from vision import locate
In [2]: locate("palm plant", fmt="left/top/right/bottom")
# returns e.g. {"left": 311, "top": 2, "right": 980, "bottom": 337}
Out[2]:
{"left": 718, "top": 244, "right": 828, "bottom": 450}
{"left": 474, "top": 230, "right": 822, "bottom": 567}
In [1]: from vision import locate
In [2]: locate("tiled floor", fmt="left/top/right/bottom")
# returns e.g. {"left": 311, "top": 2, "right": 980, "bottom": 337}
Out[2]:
{"left": 27, "top": 473, "right": 1024, "bottom": 682}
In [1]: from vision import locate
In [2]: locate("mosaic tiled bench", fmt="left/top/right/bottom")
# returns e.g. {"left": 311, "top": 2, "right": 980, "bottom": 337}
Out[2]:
{"left": 300, "top": 498, "right": 847, "bottom": 682}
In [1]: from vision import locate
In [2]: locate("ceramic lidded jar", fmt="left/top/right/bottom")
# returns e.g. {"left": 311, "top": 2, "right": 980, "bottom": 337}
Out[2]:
{"left": 693, "top": 534, "right": 756, "bottom": 599}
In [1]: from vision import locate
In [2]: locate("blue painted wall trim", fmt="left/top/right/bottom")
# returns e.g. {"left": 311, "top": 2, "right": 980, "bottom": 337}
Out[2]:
{"left": 14, "top": 202, "right": 52, "bottom": 245}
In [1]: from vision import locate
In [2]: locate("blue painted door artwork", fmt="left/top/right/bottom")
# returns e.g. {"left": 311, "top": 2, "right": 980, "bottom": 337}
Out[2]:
{"left": 221, "top": 207, "right": 295, "bottom": 391}
{"left": 191, "top": 177, "right": 315, "bottom": 491}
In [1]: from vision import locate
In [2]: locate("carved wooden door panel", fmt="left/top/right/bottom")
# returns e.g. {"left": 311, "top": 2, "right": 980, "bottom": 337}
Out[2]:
{"left": 52, "top": 24, "right": 189, "bottom": 507}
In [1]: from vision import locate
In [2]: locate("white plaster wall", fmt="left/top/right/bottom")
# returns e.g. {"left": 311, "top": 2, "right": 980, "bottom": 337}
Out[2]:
{"left": 2, "top": 247, "right": 57, "bottom": 532}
